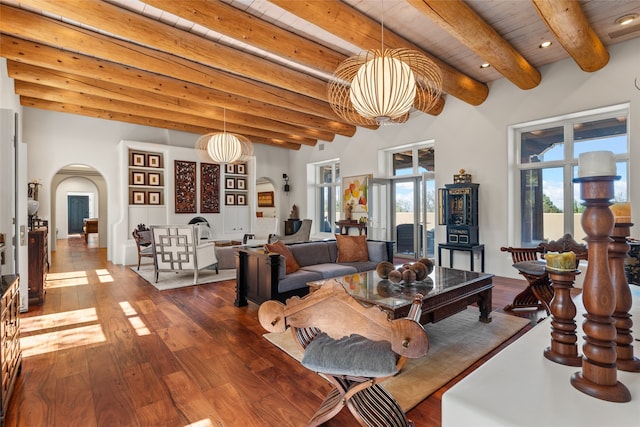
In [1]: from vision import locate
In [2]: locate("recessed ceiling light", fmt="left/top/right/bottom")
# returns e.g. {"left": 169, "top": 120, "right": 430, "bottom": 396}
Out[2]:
{"left": 480, "top": 63, "right": 490, "bottom": 69}
{"left": 615, "top": 14, "right": 638, "bottom": 26}
{"left": 539, "top": 41, "right": 552, "bottom": 48}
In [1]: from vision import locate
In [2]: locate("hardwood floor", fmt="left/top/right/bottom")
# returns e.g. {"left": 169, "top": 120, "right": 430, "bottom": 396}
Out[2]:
{"left": 6, "top": 236, "right": 552, "bottom": 427}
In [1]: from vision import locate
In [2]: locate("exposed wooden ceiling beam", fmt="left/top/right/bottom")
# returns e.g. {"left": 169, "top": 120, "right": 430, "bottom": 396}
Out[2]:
{"left": 13, "top": 81, "right": 317, "bottom": 146}
{"left": 407, "top": 0, "right": 541, "bottom": 90}
{"left": 142, "top": 0, "right": 346, "bottom": 74}
{"left": 531, "top": 0, "right": 609, "bottom": 72}
{"left": 0, "top": 35, "right": 352, "bottom": 138}
{"left": 0, "top": 5, "right": 353, "bottom": 125}
{"left": 20, "top": 0, "right": 332, "bottom": 102}
{"left": 6, "top": 61, "right": 331, "bottom": 143}
{"left": 18, "top": 96, "right": 301, "bottom": 151}
{"left": 270, "top": 0, "right": 489, "bottom": 106}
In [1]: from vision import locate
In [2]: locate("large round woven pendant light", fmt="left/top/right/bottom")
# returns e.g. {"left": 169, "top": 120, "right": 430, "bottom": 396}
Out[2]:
{"left": 195, "top": 109, "right": 254, "bottom": 164}
{"left": 328, "top": 48, "right": 442, "bottom": 126}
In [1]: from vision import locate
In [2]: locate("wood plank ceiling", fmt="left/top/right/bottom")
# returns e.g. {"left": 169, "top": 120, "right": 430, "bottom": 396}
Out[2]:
{"left": 1, "top": 0, "right": 639, "bottom": 151}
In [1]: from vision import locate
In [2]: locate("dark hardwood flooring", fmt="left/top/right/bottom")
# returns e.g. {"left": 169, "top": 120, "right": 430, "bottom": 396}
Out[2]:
{"left": 5, "top": 236, "right": 556, "bottom": 426}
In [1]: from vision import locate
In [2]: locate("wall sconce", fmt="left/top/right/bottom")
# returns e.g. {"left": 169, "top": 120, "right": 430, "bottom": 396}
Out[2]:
{"left": 283, "top": 173, "right": 290, "bottom": 192}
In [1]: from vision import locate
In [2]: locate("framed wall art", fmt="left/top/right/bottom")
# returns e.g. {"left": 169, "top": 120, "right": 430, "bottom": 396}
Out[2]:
{"left": 174, "top": 160, "right": 197, "bottom": 213}
{"left": 226, "top": 194, "right": 236, "bottom": 205}
{"left": 236, "top": 163, "right": 246, "bottom": 174}
{"left": 131, "top": 191, "right": 146, "bottom": 205}
{"left": 131, "top": 171, "right": 146, "bottom": 185}
{"left": 148, "top": 172, "right": 161, "bottom": 186}
{"left": 226, "top": 178, "right": 235, "bottom": 189}
{"left": 130, "top": 151, "right": 146, "bottom": 167}
{"left": 237, "top": 194, "right": 246, "bottom": 205}
{"left": 226, "top": 164, "right": 235, "bottom": 174}
{"left": 342, "top": 174, "right": 372, "bottom": 221}
{"left": 237, "top": 178, "right": 246, "bottom": 190}
{"left": 148, "top": 191, "right": 161, "bottom": 205}
{"left": 147, "top": 153, "right": 162, "bottom": 168}
{"left": 258, "top": 191, "right": 274, "bottom": 207}
{"left": 200, "top": 162, "right": 220, "bottom": 213}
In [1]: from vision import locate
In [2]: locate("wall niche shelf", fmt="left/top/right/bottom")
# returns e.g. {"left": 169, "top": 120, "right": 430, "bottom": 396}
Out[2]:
{"left": 128, "top": 149, "right": 165, "bottom": 205}
{"left": 224, "top": 162, "right": 248, "bottom": 206}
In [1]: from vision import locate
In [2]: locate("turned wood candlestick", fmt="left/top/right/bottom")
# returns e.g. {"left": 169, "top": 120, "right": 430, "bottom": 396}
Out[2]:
{"left": 570, "top": 176, "right": 630, "bottom": 402}
{"left": 544, "top": 268, "right": 582, "bottom": 366}
{"left": 609, "top": 222, "right": 640, "bottom": 372}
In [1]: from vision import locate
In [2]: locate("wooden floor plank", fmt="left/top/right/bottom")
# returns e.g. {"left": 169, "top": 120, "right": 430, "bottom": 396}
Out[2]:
{"left": 5, "top": 236, "right": 547, "bottom": 426}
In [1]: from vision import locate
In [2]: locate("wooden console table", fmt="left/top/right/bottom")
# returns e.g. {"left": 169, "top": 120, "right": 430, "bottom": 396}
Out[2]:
{"left": 83, "top": 218, "right": 98, "bottom": 243}
{"left": 336, "top": 220, "right": 367, "bottom": 235}
{"left": 438, "top": 243, "right": 485, "bottom": 272}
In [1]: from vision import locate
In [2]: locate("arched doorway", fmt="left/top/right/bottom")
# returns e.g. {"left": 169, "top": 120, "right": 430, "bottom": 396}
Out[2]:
{"left": 255, "top": 177, "right": 278, "bottom": 238}
{"left": 50, "top": 165, "right": 108, "bottom": 250}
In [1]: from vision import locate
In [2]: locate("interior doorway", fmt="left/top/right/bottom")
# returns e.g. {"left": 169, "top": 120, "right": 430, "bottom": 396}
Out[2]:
{"left": 50, "top": 165, "right": 108, "bottom": 251}
{"left": 67, "top": 195, "right": 89, "bottom": 234}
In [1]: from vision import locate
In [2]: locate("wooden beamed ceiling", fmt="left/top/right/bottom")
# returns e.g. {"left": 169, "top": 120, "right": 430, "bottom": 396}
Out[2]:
{"left": 0, "top": 0, "right": 637, "bottom": 151}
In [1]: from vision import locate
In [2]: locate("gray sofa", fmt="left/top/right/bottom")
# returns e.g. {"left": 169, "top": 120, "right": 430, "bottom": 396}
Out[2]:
{"left": 234, "top": 239, "right": 394, "bottom": 306}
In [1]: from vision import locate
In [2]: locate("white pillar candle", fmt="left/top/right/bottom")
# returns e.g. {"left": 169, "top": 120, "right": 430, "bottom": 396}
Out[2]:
{"left": 578, "top": 151, "right": 616, "bottom": 178}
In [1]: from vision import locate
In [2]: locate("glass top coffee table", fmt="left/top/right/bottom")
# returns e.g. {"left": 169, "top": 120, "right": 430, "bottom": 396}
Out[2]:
{"left": 308, "top": 266, "right": 494, "bottom": 325}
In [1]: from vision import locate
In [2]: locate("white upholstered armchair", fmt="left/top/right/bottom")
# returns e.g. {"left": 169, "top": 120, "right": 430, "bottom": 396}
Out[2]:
{"left": 150, "top": 225, "right": 218, "bottom": 284}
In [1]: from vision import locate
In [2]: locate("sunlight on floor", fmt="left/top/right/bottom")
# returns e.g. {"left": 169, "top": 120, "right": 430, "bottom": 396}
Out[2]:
{"left": 21, "top": 324, "right": 106, "bottom": 357}
{"left": 119, "top": 301, "right": 151, "bottom": 336}
{"left": 46, "top": 270, "right": 89, "bottom": 288}
{"left": 96, "top": 268, "right": 114, "bottom": 283}
{"left": 184, "top": 419, "right": 215, "bottom": 427}
{"left": 20, "top": 308, "right": 98, "bottom": 333}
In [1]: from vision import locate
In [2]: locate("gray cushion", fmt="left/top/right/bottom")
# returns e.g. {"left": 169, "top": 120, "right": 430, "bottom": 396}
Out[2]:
{"left": 366, "top": 241, "right": 388, "bottom": 262}
{"left": 302, "top": 332, "right": 398, "bottom": 377}
{"left": 339, "top": 260, "right": 379, "bottom": 272}
{"left": 291, "top": 242, "right": 332, "bottom": 267}
{"left": 277, "top": 270, "right": 323, "bottom": 293}
{"left": 301, "top": 263, "right": 358, "bottom": 278}
{"left": 215, "top": 246, "right": 237, "bottom": 269}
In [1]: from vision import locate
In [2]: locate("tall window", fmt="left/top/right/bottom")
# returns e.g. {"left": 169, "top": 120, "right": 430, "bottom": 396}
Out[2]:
{"left": 312, "top": 160, "right": 340, "bottom": 235}
{"left": 513, "top": 105, "right": 629, "bottom": 247}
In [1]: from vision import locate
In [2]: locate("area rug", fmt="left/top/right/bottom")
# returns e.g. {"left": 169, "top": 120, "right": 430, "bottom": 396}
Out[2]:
{"left": 263, "top": 307, "right": 530, "bottom": 412}
{"left": 130, "top": 264, "right": 236, "bottom": 291}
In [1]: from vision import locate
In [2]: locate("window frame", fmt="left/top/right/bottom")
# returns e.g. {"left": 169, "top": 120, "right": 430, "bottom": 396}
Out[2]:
{"left": 308, "top": 158, "right": 340, "bottom": 238}
{"left": 508, "top": 104, "right": 630, "bottom": 247}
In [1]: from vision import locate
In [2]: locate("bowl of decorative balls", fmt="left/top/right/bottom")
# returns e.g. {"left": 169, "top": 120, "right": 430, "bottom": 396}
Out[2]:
{"left": 375, "top": 258, "right": 434, "bottom": 297}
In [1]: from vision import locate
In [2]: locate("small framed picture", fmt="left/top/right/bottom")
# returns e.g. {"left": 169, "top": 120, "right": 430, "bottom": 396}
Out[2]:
{"left": 237, "top": 178, "right": 246, "bottom": 190}
{"left": 132, "top": 171, "right": 146, "bottom": 185}
{"left": 226, "top": 193, "right": 236, "bottom": 205}
{"left": 147, "top": 154, "right": 161, "bottom": 168}
{"left": 237, "top": 194, "right": 246, "bottom": 205}
{"left": 148, "top": 191, "right": 161, "bottom": 205}
{"left": 148, "top": 172, "right": 161, "bottom": 186}
{"left": 132, "top": 191, "right": 146, "bottom": 205}
{"left": 131, "top": 152, "right": 146, "bottom": 167}
{"left": 236, "top": 163, "right": 246, "bottom": 174}
{"left": 226, "top": 164, "right": 235, "bottom": 174}
{"left": 226, "top": 178, "right": 235, "bottom": 189}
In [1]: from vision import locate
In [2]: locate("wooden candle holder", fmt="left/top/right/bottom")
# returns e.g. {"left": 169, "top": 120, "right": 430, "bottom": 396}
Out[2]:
{"left": 609, "top": 222, "right": 640, "bottom": 372}
{"left": 570, "top": 176, "right": 630, "bottom": 402}
{"left": 544, "top": 268, "right": 582, "bottom": 366}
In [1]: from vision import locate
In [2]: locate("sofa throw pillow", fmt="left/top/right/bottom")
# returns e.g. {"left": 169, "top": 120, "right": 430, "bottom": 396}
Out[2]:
{"left": 265, "top": 240, "right": 300, "bottom": 274}
{"left": 336, "top": 234, "right": 369, "bottom": 263}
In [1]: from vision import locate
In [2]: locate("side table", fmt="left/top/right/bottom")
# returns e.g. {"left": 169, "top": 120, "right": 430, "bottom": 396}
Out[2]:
{"left": 438, "top": 243, "right": 485, "bottom": 272}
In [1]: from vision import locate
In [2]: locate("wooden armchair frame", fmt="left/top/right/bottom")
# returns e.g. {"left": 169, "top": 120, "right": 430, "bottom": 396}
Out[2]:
{"left": 501, "top": 233, "right": 587, "bottom": 314}
{"left": 132, "top": 228, "right": 154, "bottom": 270}
{"left": 259, "top": 279, "right": 428, "bottom": 427}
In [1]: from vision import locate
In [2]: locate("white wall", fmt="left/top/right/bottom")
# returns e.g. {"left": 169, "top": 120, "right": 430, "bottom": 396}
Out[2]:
{"left": 0, "top": 58, "right": 29, "bottom": 311}
{"left": 3, "top": 38, "right": 639, "bottom": 281}
{"left": 287, "top": 38, "right": 640, "bottom": 279}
